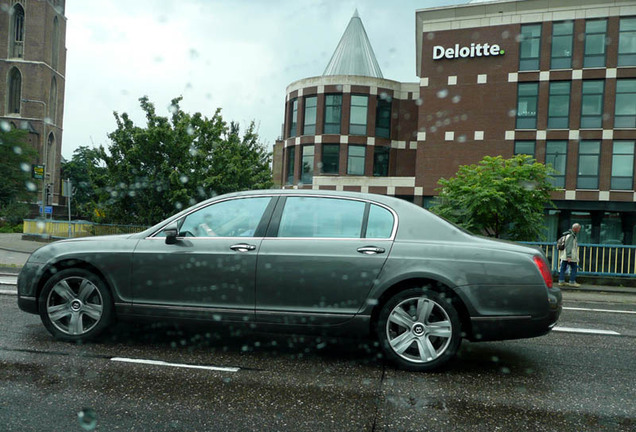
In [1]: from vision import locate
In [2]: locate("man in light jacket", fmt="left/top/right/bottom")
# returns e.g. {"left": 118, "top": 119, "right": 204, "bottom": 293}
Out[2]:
{"left": 558, "top": 223, "right": 581, "bottom": 287}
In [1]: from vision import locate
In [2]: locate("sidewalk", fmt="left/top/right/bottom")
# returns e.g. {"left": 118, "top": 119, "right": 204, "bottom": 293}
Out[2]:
{"left": 0, "top": 233, "right": 635, "bottom": 295}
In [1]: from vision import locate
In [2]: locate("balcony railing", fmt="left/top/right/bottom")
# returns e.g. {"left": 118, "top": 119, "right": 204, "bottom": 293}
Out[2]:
{"left": 523, "top": 242, "right": 636, "bottom": 277}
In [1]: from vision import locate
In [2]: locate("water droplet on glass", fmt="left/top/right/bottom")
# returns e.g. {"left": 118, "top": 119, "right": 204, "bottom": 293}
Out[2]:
{"left": 168, "top": 104, "right": 178, "bottom": 114}
{"left": 0, "top": 121, "right": 10, "bottom": 132}
{"left": 452, "top": 95, "right": 461, "bottom": 104}
{"left": 20, "top": 162, "right": 30, "bottom": 172}
{"left": 415, "top": 98, "right": 423, "bottom": 106}
{"left": 436, "top": 89, "right": 448, "bottom": 99}
{"left": 186, "top": 125, "right": 195, "bottom": 136}
{"left": 180, "top": 175, "right": 189, "bottom": 184}
{"left": 77, "top": 408, "right": 98, "bottom": 431}
{"left": 25, "top": 181, "right": 37, "bottom": 191}
{"left": 13, "top": 146, "right": 22, "bottom": 155}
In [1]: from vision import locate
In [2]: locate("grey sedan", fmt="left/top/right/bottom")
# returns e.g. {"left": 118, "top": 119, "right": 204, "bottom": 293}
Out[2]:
{"left": 17, "top": 190, "right": 562, "bottom": 371}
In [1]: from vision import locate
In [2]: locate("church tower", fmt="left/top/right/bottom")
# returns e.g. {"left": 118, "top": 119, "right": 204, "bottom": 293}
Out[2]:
{"left": 0, "top": 0, "right": 67, "bottom": 211}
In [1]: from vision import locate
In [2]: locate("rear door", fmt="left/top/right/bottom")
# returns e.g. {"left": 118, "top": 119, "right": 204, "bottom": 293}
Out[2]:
{"left": 255, "top": 195, "right": 395, "bottom": 325}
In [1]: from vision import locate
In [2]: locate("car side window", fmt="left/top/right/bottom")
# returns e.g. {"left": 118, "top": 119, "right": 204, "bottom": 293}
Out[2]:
{"left": 366, "top": 204, "right": 394, "bottom": 238}
{"left": 278, "top": 197, "right": 365, "bottom": 238}
{"left": 179, "top": 197, "right": 270, "bottom": 237}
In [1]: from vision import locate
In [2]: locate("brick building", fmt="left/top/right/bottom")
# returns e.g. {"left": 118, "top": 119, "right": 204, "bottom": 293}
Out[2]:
{"left": 273, "top": 0, "right": 636, "bottom": 245}
{"left": 0, "top": 0, "right": 67, "bottom": 210}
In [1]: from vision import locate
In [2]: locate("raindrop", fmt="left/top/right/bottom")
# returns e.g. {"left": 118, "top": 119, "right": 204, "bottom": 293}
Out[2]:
{"left": 415, "top": 98, "right": 423, "bottom": 106}
{"left": 457, "top": 135, "right": 467, "bottom": 143}
{"left": 426, "top": 32, "right": 435, "bottom": 40}
{"left": 189, "top": 49, "right": 199, "bottom": 60}
{"left": 180, "top": 175, "right": 189, "bottom": 184}
{"left": 0, "top": 121, "right": 10, "bottom": 132}
{"left": 77, "top": 408, "right": 98, "bottom": 431}
{"left": 501, "top": 30, "right": 510, "bottom": 39}
{"left": 186, "top": 125, "right": 195, "bottom": 136}
{"left": 336, "top": 85, "right": 343, "bottom": 91}
{"left": 12, "top": 146, "right": 22, "bottom": 155}
{"left": 25, "top": 181, "right": 37, "bottom": 192}
{"left": 508, "top": 109, "right": 517, "bottom": 117}
{"left": 168, "top": 104, "right": 178, "bottom": 114}
{"left": 436, "top": 89, "right": 449, "bottom": 99}
{"left": 501, "top": 367, "right": 511, "bottom": 374}
{"left": 452, "top": 95, "right": 461, "bottom": 104}
{"left": 20, "top": 163, "right": 30, "bottom": 172}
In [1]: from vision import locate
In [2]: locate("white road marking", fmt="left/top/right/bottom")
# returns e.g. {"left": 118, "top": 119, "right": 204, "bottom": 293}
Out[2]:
{"left": 564, "top": 306, "right": 636, "bottom": 315}
{"left": 111, "top": 357, "right": 240, "bottom": 372}
{"left": 0, "top": 289, "right": 16, "bottom": 295}
{"left": 553, "top": 326, "right": 621, "bottom": 336}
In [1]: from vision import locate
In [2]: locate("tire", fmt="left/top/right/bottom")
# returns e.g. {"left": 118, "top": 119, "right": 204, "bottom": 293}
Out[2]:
{"left": 377, "top": 287, "right": 462, "bottom": 371}
{"left": 38, "top": 268, "right": 113, "bottom": 342}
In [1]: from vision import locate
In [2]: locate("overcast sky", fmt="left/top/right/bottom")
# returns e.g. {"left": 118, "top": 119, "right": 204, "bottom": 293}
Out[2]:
{"left": 62, "top": 0, "right": 468, "bottom": 160}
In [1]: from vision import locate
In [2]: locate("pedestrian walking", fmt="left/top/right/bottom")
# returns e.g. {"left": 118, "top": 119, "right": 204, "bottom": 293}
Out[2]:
{"left": 558, "top": 223, "right": 581, "bottom": 287}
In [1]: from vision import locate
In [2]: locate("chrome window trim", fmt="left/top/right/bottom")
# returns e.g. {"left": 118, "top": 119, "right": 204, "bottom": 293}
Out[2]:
{"left": 145, "top": 192, "right": 398, "bottom": 241}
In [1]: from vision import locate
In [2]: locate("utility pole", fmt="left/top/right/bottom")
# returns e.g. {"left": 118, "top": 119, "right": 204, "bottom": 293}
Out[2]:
{"left": 21, "top": 98, "right": 48, "bottom": 219}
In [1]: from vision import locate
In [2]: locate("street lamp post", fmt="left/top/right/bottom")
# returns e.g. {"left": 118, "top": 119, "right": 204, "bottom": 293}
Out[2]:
{"left": 21, "top": 98, "right": 48, "bottom": 218}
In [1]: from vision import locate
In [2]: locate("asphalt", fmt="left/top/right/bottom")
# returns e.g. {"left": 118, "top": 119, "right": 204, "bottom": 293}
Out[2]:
{"left": 0, "top": 233, "right": 635, "bottom": 295}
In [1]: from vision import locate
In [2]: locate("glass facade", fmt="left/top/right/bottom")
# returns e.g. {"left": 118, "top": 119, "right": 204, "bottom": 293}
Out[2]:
{"left": 288, "top": 98, "right": 298, "bottom": 137}
{"left": 545, "top": 141, "right": 567, "bottom": 188}
{"left": 514, "top": 141, "right": 535, "bottom": 157}
{"left": 615, "top": 79, "right": 636, "bottom": 128}
{"left": 551, "top": 21, "right": 573, "bottom": 69}
{"left": 322, "top": 144, "right": 340, "bottom": 174}
{"left": 286, "top": 146, "right": 295, "bottom": 185}
{"left": 577, "top": 140, "right": 601, "bottom": 189}
{"left": 324, "top": 94, "right": 342, "bottom": 134}
{"left": 618, "top": 17, "right": 636, "bottom": 66}
{"left": 547, "top": 81, "right": 570, "bottom": 129}
{"left": 347, "top": 145, "right": 366, "bottom": 175}
{"left": 303, "top": 96, "right": 317, "bottom": 135}
{"left": 519, "top": 24, "right": 541, "bottom": 70}
{"left": 301, "top": 145, "right": 314, "bottom": 184}
{"left": 611, "top": 140, "right": 635, "bottom": 190}
{"left": 516, "top": 83, "right": 539, "bottom": 129}
{"left": 584, "top": 19, "right": 607, "bottom": 68}
{"left": 373, "top": 146, "right": 390, "bottom": 177}
{"left": 375, "top": 97, "right": 391, "bottom": 138}
{"left": 349, "top": 95, "right": 368, "bottom": 135}
{"left": 581, "top": 80, "right": 604, "bottom": 129}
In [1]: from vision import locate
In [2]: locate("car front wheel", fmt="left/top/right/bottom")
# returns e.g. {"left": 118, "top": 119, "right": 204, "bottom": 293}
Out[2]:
{"left": 377, "top": 288, "right": 461, "bottom": 371}
{"left": 39, "top": 268, "right": 113, "bottom": 342}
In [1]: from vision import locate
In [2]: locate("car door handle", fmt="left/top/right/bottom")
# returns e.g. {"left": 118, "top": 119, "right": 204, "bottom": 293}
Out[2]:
{"left": 230, "top": 243, "right": 257, "bottom": 252}
{"left": 357, "top": 246, "right": 385, "bottom": 255}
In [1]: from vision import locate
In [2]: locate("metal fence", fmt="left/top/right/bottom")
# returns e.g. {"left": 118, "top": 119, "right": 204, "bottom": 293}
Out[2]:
{"left": 523, "top": 242, "right": 636, "bottom": 277}
{"left": 23, "top": 219, "right": 148, "bottom": 239}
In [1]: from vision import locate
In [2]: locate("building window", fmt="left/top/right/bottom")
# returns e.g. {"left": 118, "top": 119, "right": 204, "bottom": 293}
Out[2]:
{"left": 303, "top": 96, "right": 317, "bottom": 135}
{"left": 375, "top": 97, "right": 391, "bottom": 138}
{"left": 288, "top": 98, "right": 298, "bottom": 137}
{"left": 519, "top": 24, "right": 541, "bottom": 71}
{"left": 514, "top": 141, "right": 536, "bottom": 158}
{"left": 611, "top": 140, "right": 635, "bottom": 190}
{"left": 615, "top": 79, "right": 636, "bottom": 128}
{"left": 583, "top": 19, "right": 607, "bottom": 68}
{"left": 52, "top": 17, "right": 60, "bottom": 70}
{"left": 581, "top": 80, "right": 604, "bottom": 129}
{"left": 7, "top": 68, "right": 22, "bottom": 114}
{"left": 322, "top": 144, "right": 340, "bottom": 174}
{"left": 551, "top": 21, "right": 573, "bottom": 69}
{"left": 516, "top": 83, "right": 539, "bottom": 129}
{"left": 48, "top": 77, "right": 57, "bottom": 124}
{"left": 324, "top": 94, "right": 342, "bottom": 134}
{"left": 619, "top": 17, "right": 636, "bottom": 67}
{"left": 373, "top": 146, "right": 390, "bottom": 176}
{"left": 546, "top": 141, "right": 567, "bottom": 188}
{"left": 301, "top": 145, "right": 314, "bottom": 184}
{"left": 349, "top": 95, "right": 368, "bottom": 135}
{"left": 286, "top": 146, "right": 295, "bottom": 185}
{"left": 577, "top": 140, "right": 600, "bottom": 189}
{"left": 347, "top": 145, "right": 366, "bottom": 175}
{"left": 9, "top": 4, "right": 25, "bottom": 58}
{"left": 547, "top": 81, "right": 571, "bottom": 129}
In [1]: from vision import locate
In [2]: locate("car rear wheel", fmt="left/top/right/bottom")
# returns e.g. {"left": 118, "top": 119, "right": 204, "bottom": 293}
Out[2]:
{"left": 39, "top": 268, "right": 113, "bottom": 342}
{"left": 377, "top": 288, "right": 461, "bottom": 371}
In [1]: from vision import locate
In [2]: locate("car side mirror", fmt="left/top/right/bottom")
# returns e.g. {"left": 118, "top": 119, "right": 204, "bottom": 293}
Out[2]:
{"left": 163, "top": 223, "right": 179, "bottom": 245}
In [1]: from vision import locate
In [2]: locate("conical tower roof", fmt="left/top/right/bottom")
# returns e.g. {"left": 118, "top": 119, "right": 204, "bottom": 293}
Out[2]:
{"left": 323, "top": 10, "right": 383, "bottom": 78}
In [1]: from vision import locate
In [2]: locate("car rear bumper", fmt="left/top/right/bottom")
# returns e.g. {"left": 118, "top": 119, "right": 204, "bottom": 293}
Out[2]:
{"left": 469, "top": 288, "right": 562, "bottom": 342}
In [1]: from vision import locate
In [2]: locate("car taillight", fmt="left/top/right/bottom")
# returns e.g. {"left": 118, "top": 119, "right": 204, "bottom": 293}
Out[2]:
{"left": 533, "top": 255, "right": 553, "bottom": 289}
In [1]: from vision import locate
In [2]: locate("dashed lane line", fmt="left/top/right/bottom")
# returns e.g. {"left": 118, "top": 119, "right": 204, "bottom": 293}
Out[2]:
{"left": 111, "top": 357, "right": 240, "bottom": 373}
{"left": 563, "top": 306, "right": 636, "bottom": 315}
{"left": 553, "top": 326, "right": 621, "bottom": 336}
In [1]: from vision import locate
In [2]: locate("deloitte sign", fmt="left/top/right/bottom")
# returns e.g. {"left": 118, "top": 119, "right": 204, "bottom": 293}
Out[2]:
{"left": 433, "top": 43, "right": 505, "bottom": 60}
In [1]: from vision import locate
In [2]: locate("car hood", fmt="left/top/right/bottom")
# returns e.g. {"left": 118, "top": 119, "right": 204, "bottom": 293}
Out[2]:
{"left": 25, "top": 234, "right": 137, "bottom": 264}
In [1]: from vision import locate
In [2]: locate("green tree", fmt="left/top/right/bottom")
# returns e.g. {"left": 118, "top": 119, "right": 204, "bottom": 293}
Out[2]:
{"left": 431, "top": 154, "right": 555, "bottom": 241}
{"left": 0, "top": 128, "right": 37, "bottom": 225}
{"left": 61, "top": 146, "right": 106, "bottom": 220}
{"left": 97, "top": 96, "right": 273, "bottom": 225}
